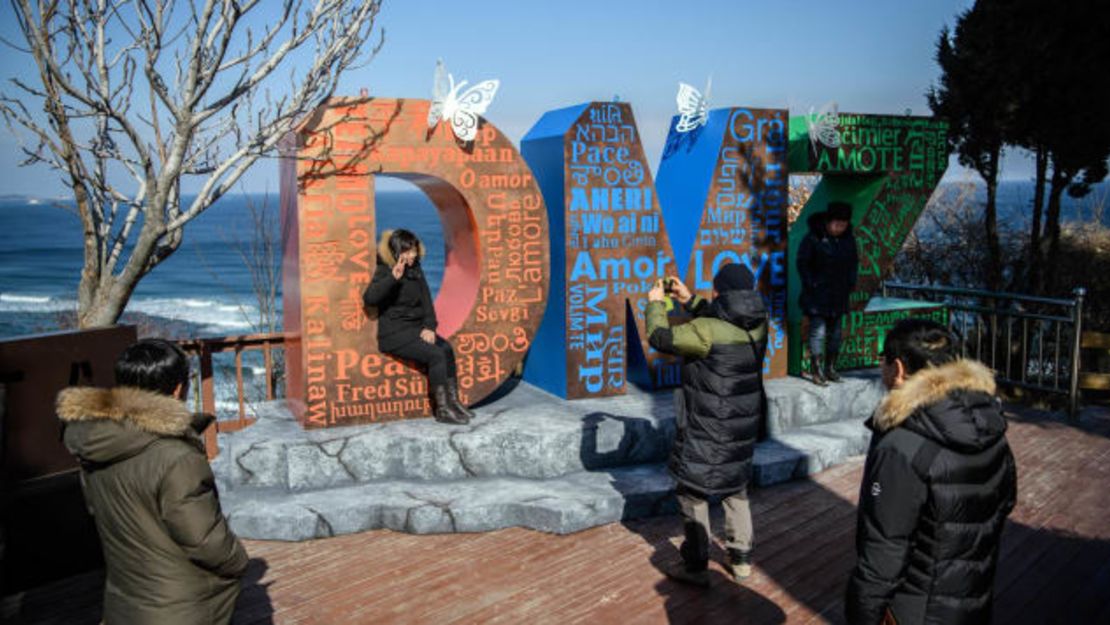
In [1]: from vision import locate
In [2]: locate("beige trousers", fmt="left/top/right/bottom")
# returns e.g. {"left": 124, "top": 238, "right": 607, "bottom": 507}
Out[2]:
{"left": 676, "top": 486, "right": 753, "bottom": 566}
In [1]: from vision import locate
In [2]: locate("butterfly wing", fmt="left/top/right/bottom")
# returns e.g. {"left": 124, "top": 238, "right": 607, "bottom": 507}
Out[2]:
{"left": 817, "top": 100, "right": 839, "bottom": 126}
{"left": 675, "top": 82, "right": 708, "bottom": 133}
{"left": 446, "top": 79, "right": 499, "bottom": 142}
{"left": 816, "top": 123, "right": 841, "bottom": 148}
{"left": 807, "top": 101, "right": 842, "bottom": 151}
{"left": 428, "top": 59, "right": 451, "bottom": 129}
{"left": 676, "top": 82, "right": 702, "bottom": 113}
{"left": 814, "top": 101, "right": 841, "bottom": 148}
{"left": 806, "top": 105, "right": 820, "bottom": 153}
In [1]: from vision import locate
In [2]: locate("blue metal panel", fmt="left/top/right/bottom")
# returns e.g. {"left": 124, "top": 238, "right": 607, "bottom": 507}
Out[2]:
{"left": 520, "top": 104, "right": 589, "bottom": 396}
{"left": 655, "top": 108, "right": 730, "bottom": 278}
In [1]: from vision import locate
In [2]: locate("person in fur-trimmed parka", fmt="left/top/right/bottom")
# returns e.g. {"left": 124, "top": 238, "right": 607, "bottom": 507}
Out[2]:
{"left": 363, "top": 228, "right": 472, "bottom": 424}
{"left": 846, "top": 319, "right": 1017, "bottom": 625}
{"left": 58, "top": 339, "right": 248, "bottom": 625}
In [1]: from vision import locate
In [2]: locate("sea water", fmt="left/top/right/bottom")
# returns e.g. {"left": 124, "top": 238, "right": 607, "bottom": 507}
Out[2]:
{"left": 0, "top": 188, "right": 445, "bottom": 413}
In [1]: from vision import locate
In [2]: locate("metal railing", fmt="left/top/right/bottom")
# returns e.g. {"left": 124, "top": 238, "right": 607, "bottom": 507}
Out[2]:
{"left": 177, "top": 332, "right": 286, "bottom": 457}
{"left": 882, "top": 281, "right": 1086, "bottom": 417}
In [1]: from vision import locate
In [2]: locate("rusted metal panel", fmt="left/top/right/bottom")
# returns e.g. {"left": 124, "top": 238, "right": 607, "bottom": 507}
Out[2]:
{"left": 0, "top": 326, "right": 136, "bottom": 481}
{"left": 560, "top": 103, "right": 668, "bottom": 398}
{"left": 683, "top": 107, "right": 790, "bottom": 379}
{"left": 282, "top": 98, "right": 549, "bottom": 427}
{"left": 0, "top": 326, "right": 134, "bottom": 593}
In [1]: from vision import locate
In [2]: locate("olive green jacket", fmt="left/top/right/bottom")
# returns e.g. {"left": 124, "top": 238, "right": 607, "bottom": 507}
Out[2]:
{"left": 644, "top": 294, "right": 767, "bottom": 357}
{"left": 58, "top": 387, "right": 248, "bottom": 625}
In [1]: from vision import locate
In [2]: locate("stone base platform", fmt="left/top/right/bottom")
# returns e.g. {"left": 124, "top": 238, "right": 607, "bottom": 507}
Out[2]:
{"left": 215, "top": 373, "right": 884, "bottom": 540}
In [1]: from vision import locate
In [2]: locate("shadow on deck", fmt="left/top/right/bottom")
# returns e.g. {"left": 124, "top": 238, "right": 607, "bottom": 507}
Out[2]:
{"left": 3, "top": 405, "right": 1109, "bottom": 624}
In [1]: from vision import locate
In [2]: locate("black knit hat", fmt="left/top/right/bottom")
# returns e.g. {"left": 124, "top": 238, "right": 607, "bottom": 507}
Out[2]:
{"left": 827, "top": 201, "right": 853, "bottom": 222}
{"left": 713, "top": 263, "right": 755, "bottom": 293}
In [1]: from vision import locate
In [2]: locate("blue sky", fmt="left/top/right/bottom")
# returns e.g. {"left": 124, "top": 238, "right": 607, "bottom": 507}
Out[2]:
{"left": 0, "top": 0, "right": 1016, "bottom": 197}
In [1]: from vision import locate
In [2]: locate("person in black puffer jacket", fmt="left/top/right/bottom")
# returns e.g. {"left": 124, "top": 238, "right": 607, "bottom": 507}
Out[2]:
{"left": 797, "top": 200, "right": 858, "bottom": 385}
{"left": 363, "top": 229, "right": 471, "bottom": 424}
{"left": 645, "top": 263, "right": 768, "bottom": 586}
{"left": 846, "top": 319, "right": 1017, "bottom": 625}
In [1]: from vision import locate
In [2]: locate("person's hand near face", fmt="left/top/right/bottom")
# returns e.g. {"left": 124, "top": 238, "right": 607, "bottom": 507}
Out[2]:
{"left": 392, "top": 249, "right": 417, "bottom": 279}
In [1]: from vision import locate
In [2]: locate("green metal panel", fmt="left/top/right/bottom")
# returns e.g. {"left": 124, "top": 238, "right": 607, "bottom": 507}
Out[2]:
{"left": 786, "top": 113, "right": 949, "bottom": 373}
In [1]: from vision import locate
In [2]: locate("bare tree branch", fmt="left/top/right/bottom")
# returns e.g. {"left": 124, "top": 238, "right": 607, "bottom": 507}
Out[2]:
{"left": 2, "top": 0, "right": 385, "bottom": 327}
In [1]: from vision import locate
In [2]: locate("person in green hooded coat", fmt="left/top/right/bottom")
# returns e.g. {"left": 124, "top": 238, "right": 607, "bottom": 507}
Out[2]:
{"left": 58, "top": 339, "right": 248, "bottom": 624}
{"left": 645, "top": 263, "right": 768, "bottom": 586}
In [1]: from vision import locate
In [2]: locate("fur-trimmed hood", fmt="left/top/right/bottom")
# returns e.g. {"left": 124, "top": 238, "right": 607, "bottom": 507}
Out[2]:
{"left": 58, "top": 386, "right": 202, "bottom": 464}
{"left": 875, "top": 359, "right": 1006, "bottom": 452}
{"left": 377, "top": 229, "right": 427, "bottom": 266}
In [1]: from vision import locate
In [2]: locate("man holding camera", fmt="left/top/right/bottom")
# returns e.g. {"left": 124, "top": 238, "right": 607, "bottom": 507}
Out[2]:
{"left": 645, "top": 264, "right": 768, "bottom": 586}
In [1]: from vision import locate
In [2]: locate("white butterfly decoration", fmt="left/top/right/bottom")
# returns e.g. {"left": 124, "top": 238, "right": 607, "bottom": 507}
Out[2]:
{"left": 807, "top": 101, "right": 842, "bottom": 153}
{"left": 427, "top": 59, "right": 500, "bottom": 142}
{"left": 675, "top": 77, "right": 712, "bottom": 133}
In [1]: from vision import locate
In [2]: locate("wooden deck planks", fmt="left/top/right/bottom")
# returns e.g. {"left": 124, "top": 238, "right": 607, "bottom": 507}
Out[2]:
{"left": 4, "top": 406, "right": 1109, "bottom": 625}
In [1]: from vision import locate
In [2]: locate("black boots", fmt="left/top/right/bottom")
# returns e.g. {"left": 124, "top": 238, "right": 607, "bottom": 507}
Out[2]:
{"left": 805, "top": 355, "right": 828, "bottom": 386}
{"left": 431, "top": 385, "right": 468, "bottom": 425}
{"left": 825, "top": 352, "right": 843, "bottom": 383}
{"left": 446, "top": 378, "right": 475, "bottom": 420}
{"left": 803, "top": 352, "right": 842, "bottom": 386}
{"left": 430, "top": 378, "right": 474, "bottom": 425}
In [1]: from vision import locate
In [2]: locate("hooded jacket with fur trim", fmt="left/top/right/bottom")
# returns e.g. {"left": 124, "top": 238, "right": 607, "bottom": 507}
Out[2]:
{"left": 362, "top": 229, "right": 437, "bottom": 353}
{"left": 846, "top": 360, "right": 1017, "bottom": 625}
{"left": 58, "top": 386, "right": 248, "bottom": 625}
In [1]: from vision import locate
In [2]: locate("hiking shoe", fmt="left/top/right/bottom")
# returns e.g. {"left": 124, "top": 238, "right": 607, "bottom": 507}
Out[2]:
{"left": 727, "top": 550, "right": 753, "bottom": 582}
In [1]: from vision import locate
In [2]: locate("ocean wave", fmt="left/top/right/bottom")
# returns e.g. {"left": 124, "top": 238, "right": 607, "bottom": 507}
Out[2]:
{"left": 0, "top": 293, "right": 74, "bottom": 311}
{"left": 0, "top": 292, "right": 262, "bottom": 334}
{"left": 0, "top": 293, "right": 54, "bottom": 304}
{"left": 128, "top": 298, "right": 259, "bottom": 332}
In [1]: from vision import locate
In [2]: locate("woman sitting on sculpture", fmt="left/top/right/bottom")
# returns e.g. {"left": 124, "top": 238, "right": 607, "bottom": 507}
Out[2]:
{"left": 362, "top": 229, "right": 473, "bottom": 425}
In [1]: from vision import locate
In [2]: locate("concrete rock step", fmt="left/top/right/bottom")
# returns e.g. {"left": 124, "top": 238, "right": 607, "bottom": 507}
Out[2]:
{"left": 223, "top": 463, "right": 678, "bottom": 541}
{"left": 765, "top": 373, "right": 884, "bottom": 437}
{"left": 219, "top": 419, "right": 872, "bottom": 541}
{"left": 218, "top": 386, "right": 675, "bottom": 491}
{"left": 753, "top": 420, "right": 871, "bottom": 486}
{"left": 218, "top": 375, "right": 882, "bottom": 493}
